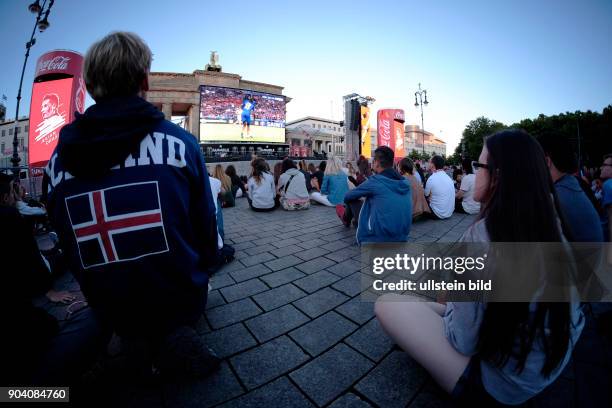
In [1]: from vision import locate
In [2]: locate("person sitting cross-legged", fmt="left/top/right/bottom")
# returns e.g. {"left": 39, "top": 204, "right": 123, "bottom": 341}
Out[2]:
{"left": 337, "top": 146, "right": 412, "bottom": 244}
{"left": 424, "top": 155, "right": 456, "bottom": 219}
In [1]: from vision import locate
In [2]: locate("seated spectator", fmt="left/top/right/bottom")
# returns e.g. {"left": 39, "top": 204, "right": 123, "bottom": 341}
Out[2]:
{"left": 45, "top": 32, "right": 221, "bottom": 379}
{"left": 1, "top": 173, "right": 110, "bottom": 386}
{"left": 356, "top": 155, "right": 372, "bottom": 186}
{"left": 298, "top": 159, "right": 312, "bottom": 193}
{"left": 452, "top": 167, "right": 463, "bottom": 190}
{"left": 277, "top": 159, "right": 310, "bottom": 210}
{"left": 310, "top": 156, "right": 349, "bottom": 206}
{"left": 455, "top": 159, "right": 481, "bottom": 215}
{"left": 376, "top": 130, "right": 584, "bottom": 405}
{"left": 213, "top": 164, "right": 235, "bottom": 208}
{"left": 14, "top": 182, "right": 47, "bottom": 217}
{"left": 539, "top": 134, "right": 603, "bottom": 242}
{"left": 225, "top": 164, "right": 246, "bottom": 198}
{"left": 424, "top": 155, "right": 455, "bottom": 219}
{"left": 338, "top": 146, "right": 412, "bottom": 243}
{"left": 307, "top": 162, "right": 317, "bottom": 177}
{"left": 247, "top": 158, "right": 278, "bottom": 211}
{"left": 397, "top": 157, "right": 430, "bottom": 219}
{"left": 310, "top": 161, "right": 326, "bottom": 191}
{"left": 273, "top": 162, "right": 283, "bottom": 186}
{"left": 599, "top": 154, "right": 612, "bottom": 242}
{"left": 414, "top": 162, "right": 425, "bottom": 186}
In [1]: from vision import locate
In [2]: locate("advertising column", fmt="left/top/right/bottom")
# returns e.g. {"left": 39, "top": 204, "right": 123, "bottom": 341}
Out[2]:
{"left": 377, "top": 109, "right": 405, "bottom": 159}
{"left": 28, "top": 50, "right": 85, "bottom": 168}
{"left": 360, "top": 106, "right": 371, "bottom": 158}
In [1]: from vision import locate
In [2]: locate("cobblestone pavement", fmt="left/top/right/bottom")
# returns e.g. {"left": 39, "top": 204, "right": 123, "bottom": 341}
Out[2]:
{"left": 41, "top": 197, "right": 611, "bottom": 407}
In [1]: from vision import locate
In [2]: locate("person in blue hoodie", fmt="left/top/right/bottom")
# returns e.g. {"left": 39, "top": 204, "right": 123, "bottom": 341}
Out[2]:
{"left": 45, "top": 32, "right": 221, "bottom": 379}
{"left": 341, "top": 146, "right": 412, "bottom": 244}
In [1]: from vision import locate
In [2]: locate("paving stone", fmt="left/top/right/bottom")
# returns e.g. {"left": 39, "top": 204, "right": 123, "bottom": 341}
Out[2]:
{"left": 290, "top": 343, "right": 374, "bottom": 406}
{"left": 163, "top": 362, "right": 243, "bottom": 407}
{"left": 293, "top": 287, "right": 349, "bottom": 318}
{"left": 245, "top": 244, "right": 275, "bottom": 256}
{"left": 295, "top": 247, "right": 330, "bottom": 261}
{"left": 205, "top": 290, "right": 226, "bottom": 310}
{"left": 218, "top": 260, "right": 249, "bottom": 274}
{"left": 320, "top": 240, "right": 351, "bottom": 252}
{"left": 210, "top": 273, "right": 236, "bottom": 290}
{"left": 241, "top": 252, "right": 276, "bottom": 267}
{"left": 355, "top": 351, "right": 427, "bottom": 408}
{"left": 331, "top": 273, "right": 363, "bottom": 297}
{"left": 203, "top": 323, "right": 257, "bottom": 359}
{"left": 345, "top": 318, "right": 395, "bottom": 362}
{"left": 260, "top": 267, "right": 307, "bottom": 288}
{"left": 194, "top": 316, "right": 212, "bottom": 334}
{"left": 293, "top": 270, "right": 341, "bottom": 293}
{"left": 325, "top": 247, "right": 359, "bottom": 263}
{"left": 207, "top": 298, "right": 262, "bottom": 329}
{"left": 298, "top": 240, "right": 323, "bottom": 250}
{"left": 229, "top": 263, "right": 273, "bottom": 283}
{"left": 296, "top": 257, "right": 337, "bottom": 274}
{"left": 272, "top": 237, "right": 301, "bottom": 248}
{"left": 220, "top": 278, "right": 269, "bottom": 303}
{"left": 252, "top": 284, "right": 307, "bottom": 311}
{"left": 232, "top": 241, "right": 256, "bottom": 251}
{"left": 335, "top": 298, "right": 375, "bottom": 325}
{"left": 270, "top": 245, "right": 304, "bottom": 258}
{"left": 328, "top": 393, "right": 373, "bottom": 408}
{"left": 289, "top": 311, "right": 358, "bottom": 356}
{"left": 245, "top": 304, "right": 310, "bottom": 342}
{"left": 265, "top": 255, "right": 303, "bottom": 271}
{"left": 231, "top": 336, "right": 309, "bottom": 389}
{"left": 220, "top": 377, "right": 314, "bottom": 408}
{"left": 327, "top": 258, "right": 362, "bottom": 278}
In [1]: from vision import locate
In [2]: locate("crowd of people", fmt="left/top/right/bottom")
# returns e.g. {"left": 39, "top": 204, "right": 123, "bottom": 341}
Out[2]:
{"left": 3, "top": 31, "right": 611, "bottom": 407}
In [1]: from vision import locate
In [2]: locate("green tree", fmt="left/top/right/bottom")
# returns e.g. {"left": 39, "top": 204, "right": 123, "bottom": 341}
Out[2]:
{"left": 458, "top": 117, "right": 507, "bottom": 160}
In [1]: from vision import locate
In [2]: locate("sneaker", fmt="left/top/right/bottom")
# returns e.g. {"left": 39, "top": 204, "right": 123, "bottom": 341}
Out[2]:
{"left": 155, "top": 326, "right": 221, "bottom": 379}
{"left": 336, "top": 204, "right": 350, "bottom": 227}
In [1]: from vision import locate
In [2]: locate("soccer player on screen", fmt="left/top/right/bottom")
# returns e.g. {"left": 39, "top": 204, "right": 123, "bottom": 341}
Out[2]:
{"left": 241, "top": 95, "right": 257, "bottom": 138}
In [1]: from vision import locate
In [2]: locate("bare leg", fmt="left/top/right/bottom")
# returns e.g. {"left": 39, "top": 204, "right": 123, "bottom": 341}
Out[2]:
{"left": 375, "top": 293, "right": 469, "bottom": 393}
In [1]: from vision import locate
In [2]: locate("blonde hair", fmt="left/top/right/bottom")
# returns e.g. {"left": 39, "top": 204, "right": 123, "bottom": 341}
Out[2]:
{"left": 84, "top": 31, "right": 152, "bottom": 100}
{"left": 325, "top": 155, "right": 343, "bottom": 175}
{"left": 214, "top": 165, "right": 232, "bottom": 192}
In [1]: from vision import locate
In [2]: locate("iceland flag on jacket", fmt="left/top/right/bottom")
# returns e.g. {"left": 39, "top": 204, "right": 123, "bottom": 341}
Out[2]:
{"left": 46, "top": 96, "right": 219, "bottom": 336}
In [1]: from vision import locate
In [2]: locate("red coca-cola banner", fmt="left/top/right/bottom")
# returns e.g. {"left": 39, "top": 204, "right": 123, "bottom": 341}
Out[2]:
{"left": 377, "top": 109, "right": 405, "bottom": 159}
{"left": 34, "top": 50, "right": 83, "bottom": 79}
{"left": 29, "top": 50, "right": 85, "bottom": 167}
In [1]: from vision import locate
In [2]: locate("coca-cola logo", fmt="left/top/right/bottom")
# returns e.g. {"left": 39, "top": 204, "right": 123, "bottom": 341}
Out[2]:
{"left": 37, "top": 56, "right": 71, "bottom": 73}
{"left": 394, "top": 111, "right": 404, "bottom": 121}
{"left": 380, "top": 120, "right": 391, "bottom": 139}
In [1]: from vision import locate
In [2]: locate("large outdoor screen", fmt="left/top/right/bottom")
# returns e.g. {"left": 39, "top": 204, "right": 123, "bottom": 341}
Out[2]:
{"left": 199, "top": 85, "right": 286, "bottom": 143}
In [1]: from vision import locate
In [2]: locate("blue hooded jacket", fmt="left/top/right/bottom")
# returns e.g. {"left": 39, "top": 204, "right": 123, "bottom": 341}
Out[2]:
{"left": 46, "top": 96, "right": 219, "bottom": 335}
{"left": 344, "top": 168, "right": 412, "bottom": 244}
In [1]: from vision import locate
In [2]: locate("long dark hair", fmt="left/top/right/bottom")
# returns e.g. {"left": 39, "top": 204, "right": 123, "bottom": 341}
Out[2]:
{"left": 251, "top": 158, "right": 268, "bottom": 185}
{"left": 476, "top": 129, "right": 572, "bottom": 377}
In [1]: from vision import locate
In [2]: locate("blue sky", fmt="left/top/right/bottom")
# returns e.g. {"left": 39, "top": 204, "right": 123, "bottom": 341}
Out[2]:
{"left": 1, "top": 0, "right": 611, "bottom": 152}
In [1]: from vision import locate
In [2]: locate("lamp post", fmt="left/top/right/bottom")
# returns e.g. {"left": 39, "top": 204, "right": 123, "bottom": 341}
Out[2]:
{"left": 414, "top": 83, "right": 429, "bottom": 156}
{"left": 10, "top": 0, "right": 55, "bottom": 179}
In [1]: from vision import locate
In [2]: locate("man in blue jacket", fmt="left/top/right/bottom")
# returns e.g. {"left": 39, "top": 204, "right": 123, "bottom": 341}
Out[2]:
{"left": 343, "top": 146, "right": 412, "bottom": 244}
{"left": 46, "top": 32, "right": 220, "bottom": 378}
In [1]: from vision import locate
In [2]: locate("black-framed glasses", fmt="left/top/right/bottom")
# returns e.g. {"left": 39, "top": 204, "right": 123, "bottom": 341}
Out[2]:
{"left": 471, "top": 161, "right": 489, "bottom": 170}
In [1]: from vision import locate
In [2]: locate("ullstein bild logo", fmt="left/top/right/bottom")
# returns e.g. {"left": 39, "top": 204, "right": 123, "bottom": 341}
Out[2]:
{"left": 37, "top": 56, "right": 71, "bottom": 73}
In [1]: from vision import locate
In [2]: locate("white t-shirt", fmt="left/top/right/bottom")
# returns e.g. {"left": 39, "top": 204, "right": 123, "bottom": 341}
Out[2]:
{"left": 424, "top": 170, "right": 455, "bottom": 218}
{"left": 208, "top": 177, "right": 224, "bottom": 249}
{"left": 247, "top": 172, "right": 276, "bottom": 209}
{"left": 459, "top": 173, "right": 480, "bottom": 214}
{"left": 413, "top": 171, "right": 422, "bottom": 185}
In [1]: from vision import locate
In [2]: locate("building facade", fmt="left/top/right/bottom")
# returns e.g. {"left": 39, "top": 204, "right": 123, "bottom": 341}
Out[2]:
{"left": 370, "top": 125, "right": 446, "bottom": 157}
{"left": 0, "top": 117, "right": 29, "bottom": 168}
{"left": 285, "top": 117, "right": 345, "bottom": 156}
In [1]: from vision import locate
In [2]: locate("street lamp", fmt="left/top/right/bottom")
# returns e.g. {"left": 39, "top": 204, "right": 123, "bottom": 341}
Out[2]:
{"left": 10, "top": 0, "right": 55, "bottom": 179}
{"left": 414, "top": 82, "right": 429, "bottom": 156}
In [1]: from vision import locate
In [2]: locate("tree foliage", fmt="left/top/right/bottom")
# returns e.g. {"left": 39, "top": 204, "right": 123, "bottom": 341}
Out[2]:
{"left": 454, "top": 106, "right": 612, "bottom": 166}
